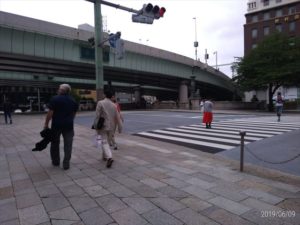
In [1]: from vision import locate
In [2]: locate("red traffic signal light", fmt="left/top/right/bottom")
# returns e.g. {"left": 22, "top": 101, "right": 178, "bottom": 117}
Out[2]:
{"left": 159, "top": 7, "right": 166, "bottom": 17}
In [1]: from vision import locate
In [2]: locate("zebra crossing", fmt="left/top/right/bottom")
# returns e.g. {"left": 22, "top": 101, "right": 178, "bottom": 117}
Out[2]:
{"left": 134, "top": 120, "right": 300, "bottom": 154}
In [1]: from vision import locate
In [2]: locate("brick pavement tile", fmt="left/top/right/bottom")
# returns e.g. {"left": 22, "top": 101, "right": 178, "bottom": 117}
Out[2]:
{"left": 92, "top": 175, "right": 120, "bottom": 189}
{"left": 140, "top": 178, "right": 168, "bottom": 189}
{"left": 209, "top": 186, "right": 248, "bottom": 202}
{"left": 160, "top": 177, "right": 190, "bottom": 189}
{"left": 173, "top": 207, "right": 217, "bottom": 225}
{"left": 182, "top": 185, "right": 216, "bottom": 200}
{"left": 130, "top": 184, "right": 166, "bottom": 198}
{"left": 237, "top": 179, "right": 273, "bottom": 192}
{"left": 42, "top": 194, "right": 70, "bottom": 212}
{"left": 112, "top": 175, "right": 142, "bottom": 188}
{"left": 156, "top": 185, "right": 190, "bottom": 198}
{"left": 79, "top": 207, "right": 113, "bottom": 225}
{"left": 204, "top": 207, "right": 256, "bottom": 225}
{"left": 167, "top": 171, "right": 193, "bottom": 181}
{"left": 0, "top": 178, "right": 12, "bottom": 188}
{"left": 84, "top": 185, "right": 110, "bottom": 198}
{"left": 150, "top": 197, "right": 186, "bottom": 214}
{"left": 12, "top": 179, "right": 35, "bottom": 196}
{"left": 0, "top": 186, "right": 14, "bottom": 200}
{"left": 241, "top": 198, "right": 282, "bottom": 211}
{"left": 69, "top": 195, "right": 98, "bottom": 213}
{"left": 142, "top": 208, "right": 184, "bottom": 225}
{"left": 49, "top": 206, "right": 80, "bottom": 221}
{"left": 122, "top": 197, "right": 157, "bottom": 214}
{"left": 164, "top": 164, "right": 196, "bottom": 174}
{"left": 11, "top": 173, "right": 29, "bottom": 182}
{"left": 144, "top": 170, "right": 169, "bottom": 180}
{"left": 36, "top": 184, "right": 61, "bottom": 198}
{"left": 242, "top": 188, "right": 284, "bottom": 205}
{"left": 193, "top": 172, "right": 219, "bottom": 183}
{"left": 111, "top": 207, "right": 148, "bottom": 225}
{"left": 186, "top": 178, "right": 216, "bottom": 190}
{"left": 1, "top": 219, "right": 20, "bottom": 225}
{"left": 29, "top": 172, "right": 50, "bottom": 183}
{"left": 18, "top": 204, "right": 49, "bottom": 225}
{"left": 263, "top": 180, "right": 300, "bottom": 193}
{"left": 49, "top": 174, "right": 72, "bottom": 184}
{"left": 16, "top": 192, "right": 41, "bottom": 209}
{"left": 51, "top": 220, "right": 77, "bottom": 225}
{"left": 208, "top": 196, "right": 252, "bottom": 216}
{"left": 33, "top": 179, "right": 53, "bottom": 188}
{"left": 277, "top": 198, "right": 300, "bottom": 213}
{"left": 0, "top": 201, "right": 18, "bottom": 223}
{"left": 107, "top": 185, "right": 136, "bottom": 198}
{"left": 180, "top": 197, "right": 212, "bottom": 212}
{"left": 74, "top": 177, "right": 97, "bottom": 188}
{"left": 59, "top": 184, "right": 85, "bottom": 197}
{"left": 96, "top": 194, "right": 128, "bottom": 213}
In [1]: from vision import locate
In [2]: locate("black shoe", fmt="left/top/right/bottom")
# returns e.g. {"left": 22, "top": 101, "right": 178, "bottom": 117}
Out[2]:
{"left": 63, "top": 162, "right": 70, "bottom": 170}
{"left": 52, "top": 161, "right": 60, "bottom": 166}
{"left": 114, "top": 146, "right": 118, "bottom": 150}
{"left": 106, "top": 158, "right": 114, "bottom": 168}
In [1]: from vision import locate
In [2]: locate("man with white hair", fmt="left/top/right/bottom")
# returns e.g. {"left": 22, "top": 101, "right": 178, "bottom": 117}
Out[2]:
{"left": 44, "top": 84, "right": 78, "bottom": 170}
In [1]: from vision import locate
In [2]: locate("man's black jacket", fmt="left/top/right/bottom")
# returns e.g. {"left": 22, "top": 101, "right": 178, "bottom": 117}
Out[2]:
{"left": 32, "top": 128, "right": 54, "bottom": 151}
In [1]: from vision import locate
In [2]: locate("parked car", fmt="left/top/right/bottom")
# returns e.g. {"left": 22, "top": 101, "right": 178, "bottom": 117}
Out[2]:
{"left": 79, "top": 100, "right": 95, "bottom": 111}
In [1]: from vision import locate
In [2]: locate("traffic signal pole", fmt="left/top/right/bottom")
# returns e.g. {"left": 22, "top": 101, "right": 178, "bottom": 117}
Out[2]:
{"left": 94, "top": 0, "right": 104, "bottom": 100}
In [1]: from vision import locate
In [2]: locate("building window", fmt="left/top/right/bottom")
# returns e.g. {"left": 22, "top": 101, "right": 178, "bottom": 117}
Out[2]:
{"left": 252, "top": 43, "right": 257, "bottom": 49}
{"left": 289, "top": 21, "right": 295, "bottom": 32}
{"left": 263, "top": 26, "right": 270, "bottom": 35}
{"left": 252, "top": 28, "right": 258, "bottom": 38}
{"left": 276, "top": 0, "right": 282, "bottom": 3}
{"left": 288, "top": 6, "right": 296, "bottom": 15}
{"left": 248, "top": 2, "right": 257, "bottom": 10}
{"left": 275, "top": 24, "right": 282, "bottom": 32}
{"left": 276, "top": 9, "right": 282, "bottom": 17}
{"left": 252, "top": 15, "right": 258, "bottom": 22}
{"left": 263, "top": 0, "right": 269, "bottom": 6}
{"left": 263, "top": 12, "right": 270, "bottom": 20}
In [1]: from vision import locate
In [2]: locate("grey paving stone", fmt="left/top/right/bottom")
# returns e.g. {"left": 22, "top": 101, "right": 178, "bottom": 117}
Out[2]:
{"left": 241, "top": 198, "right": 282, "bottom": 211}
{"left": 96, "top": 194, "right": 128, "bottom": 213}
{"left": 18, "top": 204, "right": 49, "bottom": 225}
{"left": 111, "top": 207, "right": 148, "bottom": 225}
{"left": 0, "top": 186, "right": 14, "bottom": 200}
{"left": 36, "top": 184, "right": 60, "bottom": 197}
{"left": 142, "top": 208, "right": 183, "bottom": 225}
{"left": 11, "top": 173, "right": 29, "bottom": 182}
{"left": 122, "top": 197, "right": 157, "bottom": 214}
{"left": 16, "top": 192, "right": 41, "bottom": 209}
{"left": 29, "top": 172, "right": 50, "bottom": 183}
{"left": 51, "top": 220, "right": 76, "bottom": 225}
{"left": 173, "top": 207, "right": 215, "bottom": 225}
{"left": 59, "top": 184, "right": 85, "bottom": 197}
{"left": 261, "top": 180, "right": 300, "bottom": 193}
{"left": 74, "top": 177, "right": 97, "bottom": 188}
{"left": 150, "top": 197, "right": 186, "bottom": 214}
{"left": 204, "top": 207, "right": 256, "bottom": 225}
{"left": 49, "top": 206, "right": 80, "bottom": 221}
{"left": 112, "top": 175, "right": 142, "bottom": 188}
{"left": 12, "top": 179, "right": 35, "bottom": 196}
{"left": 186, "top": 178, "right": 216, "bottom": 190}
{"left": 69, "top": 195, "right": 98, "bottom": 213}
{"left": 209, "top": 186, "right": 248, "bottom": 202}
{"left": 79, "top": 207, "right": 113, "bottom": 225}
{"left": 1, "top": 219, "right": 20, "bottom": 225}
{"left": 140, "top": 178, "right": 168, "bottom": 189}
{"left": 243, "top": 188, "right": 284, "bottom": 205}
{"left": 160, "top": 177, "right": 190, "bottom": 189}
{"left": 156, "top": 185, "right": 190, "bottom": 198}
{"left": 180, "top": 197, "right": 212, "bottom": 212}
{"left": 130, "top": 184, "right": 165, "bottom": 198}
{"left": 182, "top": 185, "right": 216, "bottom": 200}
{"left": 208, "top": 196, "right": 252, "bottom": 216}
{"left": 84, "top": 185, "right": 110, "bottom": 198}
{"left": 0, "top": 201, "right": 18, "bottom": 223}
{"left": 108, "top": 185, "right": 136, "bottom": 197}
{"left": 42, "top": 194, "right": 70, "bottom": 212}
{"left": 93, "top": 175, "right": 120, "bottom": 189}
{"left": 0, "top": 178, "right": 12, "bottom": 188}
{"left": 165, "top": 165, "right": 196, "bottom": 174}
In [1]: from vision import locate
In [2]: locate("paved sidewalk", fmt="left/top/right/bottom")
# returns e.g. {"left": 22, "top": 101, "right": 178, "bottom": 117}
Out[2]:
{"left": 1, "top": 114, "right": 300, "bottom": 225}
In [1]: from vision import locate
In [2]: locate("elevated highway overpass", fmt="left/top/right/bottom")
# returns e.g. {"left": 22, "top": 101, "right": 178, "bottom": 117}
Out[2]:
{"left": 0, "top": 11, "right": 237, "bottom": 106}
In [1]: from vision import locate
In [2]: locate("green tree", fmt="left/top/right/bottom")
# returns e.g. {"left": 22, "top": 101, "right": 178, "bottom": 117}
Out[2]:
{"left": 233, "top": 33, "right": 300, "bottom": 111}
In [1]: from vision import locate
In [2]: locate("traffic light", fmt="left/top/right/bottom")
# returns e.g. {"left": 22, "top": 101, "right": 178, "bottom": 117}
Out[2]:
{"left": 132, "top": 3, "right": 166, "bottom": 24}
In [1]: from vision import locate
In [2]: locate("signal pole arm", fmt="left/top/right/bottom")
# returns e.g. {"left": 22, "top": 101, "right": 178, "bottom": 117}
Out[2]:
{"left": 85, "top": 0, "right": 140, "bottom": 14}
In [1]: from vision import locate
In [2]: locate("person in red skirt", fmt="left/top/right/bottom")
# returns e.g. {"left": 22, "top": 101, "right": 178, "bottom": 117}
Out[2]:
{"left": 202, "top": 99, "right": 213, "bottom": 128}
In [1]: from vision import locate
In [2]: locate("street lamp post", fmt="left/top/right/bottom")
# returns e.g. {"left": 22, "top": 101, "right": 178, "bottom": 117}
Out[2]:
{"left": 193, "top": 17, "right": 198, "bottom": 61}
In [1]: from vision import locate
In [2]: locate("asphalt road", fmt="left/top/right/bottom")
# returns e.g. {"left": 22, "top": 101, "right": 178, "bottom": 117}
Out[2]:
{"left": 75, "top": 110, "right": 300, "bottom": 176}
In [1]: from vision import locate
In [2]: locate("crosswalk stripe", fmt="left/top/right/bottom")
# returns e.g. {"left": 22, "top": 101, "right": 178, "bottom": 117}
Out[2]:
{"left": 137, "top": 132, "right": 235, "bottom": 150}
{"left": 135, "top": 120, "right": 300, "bottom": 154}
{"left": 191, "top": 125, "right": 282, "bottom": 135}
{"left": 180, "top": 126, "right": 273, "bottom": 138}
{"left": 151, "top": 129, "right": 249, "bottom": 145}
{"left": 165, "top": 127, "right": 261, "bottom": 141}
{"left": 226, "top": 120, "right": 300, "bottom": 126}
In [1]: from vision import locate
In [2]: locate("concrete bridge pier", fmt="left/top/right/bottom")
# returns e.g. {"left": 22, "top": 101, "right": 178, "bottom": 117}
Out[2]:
{"left": 178, "top": 80, "right": 189, "bottom": 109}
{"left": 134, "top": 85, "right": 141, "bottom": 104}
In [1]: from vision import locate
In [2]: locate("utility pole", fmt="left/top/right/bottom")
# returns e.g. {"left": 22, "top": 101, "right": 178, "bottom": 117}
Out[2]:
{"left": 213, "top": 51, "right": 218, "bottom": 70}
{"left": 193, "top": 17, "right": 198, "bottom": 61}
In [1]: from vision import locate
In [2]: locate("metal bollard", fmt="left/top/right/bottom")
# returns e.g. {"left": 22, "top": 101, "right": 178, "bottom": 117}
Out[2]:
{"left": 239, "top": 131, "right": 246, "bottom": 172}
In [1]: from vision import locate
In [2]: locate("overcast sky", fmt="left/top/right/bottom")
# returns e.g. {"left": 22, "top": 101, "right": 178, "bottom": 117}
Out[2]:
{"left": 0, "top": 0, "right": 248, "bottom": 77}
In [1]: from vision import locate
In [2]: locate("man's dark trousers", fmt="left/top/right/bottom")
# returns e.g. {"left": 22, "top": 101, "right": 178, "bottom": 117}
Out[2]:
{"left": 50, "top": 128, "right": 74, "bottom": 166}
